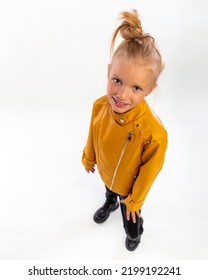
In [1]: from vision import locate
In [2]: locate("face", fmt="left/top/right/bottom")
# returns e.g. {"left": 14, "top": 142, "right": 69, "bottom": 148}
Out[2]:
{"left": 107, "top": 57, "right": 157, "bottom": 114}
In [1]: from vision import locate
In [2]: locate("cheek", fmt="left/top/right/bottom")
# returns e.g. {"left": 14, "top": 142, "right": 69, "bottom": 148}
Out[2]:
{"left": 131, "top": 93, "right": 145, "bottom": 105}
{"left": 107, "top": 82, "right": 115, "bottom": 95}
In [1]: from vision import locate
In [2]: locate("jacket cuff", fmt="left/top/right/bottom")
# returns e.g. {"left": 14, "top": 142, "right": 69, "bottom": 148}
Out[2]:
{"left": 82, "top": 151, "right": 95, "bottom": 170}
{"left": 122, "top": 194, "right": 143, "bottom": 212}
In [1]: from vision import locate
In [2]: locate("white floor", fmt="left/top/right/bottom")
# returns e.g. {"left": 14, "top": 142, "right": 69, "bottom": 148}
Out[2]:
{"left": 0, "top": 100, "right": 207, "bottom": 260}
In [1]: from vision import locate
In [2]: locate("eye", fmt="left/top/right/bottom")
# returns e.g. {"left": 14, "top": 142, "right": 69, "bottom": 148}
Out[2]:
{"left": 112, "top": 78, "right": 122, "bottom": 85}
{"left": 133, "top": 85, "right": 142, "bottom": 92}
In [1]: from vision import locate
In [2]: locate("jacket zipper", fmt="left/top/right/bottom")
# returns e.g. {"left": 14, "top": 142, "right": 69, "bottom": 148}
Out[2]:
{"left": 110, "top": 131, "right": 133, "bottom": 190}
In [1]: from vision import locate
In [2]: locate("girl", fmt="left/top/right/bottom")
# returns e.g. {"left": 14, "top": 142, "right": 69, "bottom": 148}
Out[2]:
{"left": 82, "top": 10, "right": 168, "bottom": 251}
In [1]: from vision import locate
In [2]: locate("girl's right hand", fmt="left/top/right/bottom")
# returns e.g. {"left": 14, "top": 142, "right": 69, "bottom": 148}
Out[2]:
{"left": 86, "top": 164, "right": 96, "bottom": 173}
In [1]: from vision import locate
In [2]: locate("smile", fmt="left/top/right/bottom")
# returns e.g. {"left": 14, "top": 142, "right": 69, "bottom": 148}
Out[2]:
{"left": 112, "top": 97, "right": 130, "bottom": 108}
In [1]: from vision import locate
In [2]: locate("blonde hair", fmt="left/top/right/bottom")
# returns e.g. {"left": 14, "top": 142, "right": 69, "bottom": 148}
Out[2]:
{"left": 110, "top": 10, "right": 164, "bottom": 80}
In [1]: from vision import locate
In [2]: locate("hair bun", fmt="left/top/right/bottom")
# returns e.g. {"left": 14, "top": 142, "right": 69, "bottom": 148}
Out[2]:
{"left": 119, "top": 9, "right": 143, "bottom": 40}
{"left": 110, "top": 9, "right": 164, "bottom": 80}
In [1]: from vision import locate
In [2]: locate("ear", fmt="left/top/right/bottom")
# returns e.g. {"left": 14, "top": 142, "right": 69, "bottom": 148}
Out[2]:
{"left": 107, "top": 64, "right": 111, "bottom": 79}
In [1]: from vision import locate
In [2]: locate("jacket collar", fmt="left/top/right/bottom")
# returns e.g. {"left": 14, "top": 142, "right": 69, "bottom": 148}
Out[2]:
{"left": 110, "top": 99, "right": 148, "bottom": 126}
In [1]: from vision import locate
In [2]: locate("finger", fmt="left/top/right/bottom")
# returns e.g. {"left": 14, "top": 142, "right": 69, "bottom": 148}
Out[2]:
{"left": 87, "top": 166, "right": 95, "bottom": 173}
{"left": 136, "top": 211, "right": 141, "bottom": 218}
{"left": 126, "top": 209, "right": 130, "bottom": 221}
{"left": 131, "top": 212, "right": 136, "bottom": 223}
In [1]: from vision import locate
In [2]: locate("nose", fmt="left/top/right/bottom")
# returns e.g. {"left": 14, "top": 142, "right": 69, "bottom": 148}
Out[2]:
{"left": 117, "top": 86, "right": 129, "bottom": 101}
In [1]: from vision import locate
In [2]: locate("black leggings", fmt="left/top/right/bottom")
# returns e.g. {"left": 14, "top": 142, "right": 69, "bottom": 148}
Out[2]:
{"left": 105, "top": 186, "right": 144, "bottom": 240}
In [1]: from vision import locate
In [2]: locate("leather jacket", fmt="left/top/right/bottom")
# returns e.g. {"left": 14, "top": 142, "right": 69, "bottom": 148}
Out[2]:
{"left": 82, "top": 95, "right": 168, "bottom": 211}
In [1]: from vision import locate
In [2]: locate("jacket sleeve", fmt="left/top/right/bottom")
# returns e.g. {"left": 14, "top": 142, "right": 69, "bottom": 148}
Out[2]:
{"left": 122, "top": 136, "right": 168, "bottom": 212}
{"left": 82, "top": 107, "right": 97, "bottom": 170}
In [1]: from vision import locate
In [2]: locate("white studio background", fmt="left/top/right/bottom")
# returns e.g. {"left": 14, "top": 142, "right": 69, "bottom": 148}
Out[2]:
{"left": 0, "top": 0, "right": 207, "bottom": 260}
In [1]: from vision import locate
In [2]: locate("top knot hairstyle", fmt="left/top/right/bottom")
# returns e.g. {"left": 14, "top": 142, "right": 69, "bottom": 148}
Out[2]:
{"left": 110, "top": 9, "right": 164, "bottom": 80}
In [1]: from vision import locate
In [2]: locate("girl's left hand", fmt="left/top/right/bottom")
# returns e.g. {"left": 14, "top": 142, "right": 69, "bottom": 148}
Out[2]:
{"left": 120, "top": 200, "right": 140, "bottom": 223}
{"left": 126, "top": 208, "right": 140, "bottom": 223}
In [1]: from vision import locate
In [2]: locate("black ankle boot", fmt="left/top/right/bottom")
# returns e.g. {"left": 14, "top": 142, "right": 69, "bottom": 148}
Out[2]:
{"left": 125, "top": 236, "right": 141, "bottom": 251}
{"left": 93, "top": 200, "right": 119, "bottom": 223}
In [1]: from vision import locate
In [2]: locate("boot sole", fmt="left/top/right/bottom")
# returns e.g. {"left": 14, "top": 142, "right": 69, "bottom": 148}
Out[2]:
{"left": 125, "top": 237, "right": 141, "bottom": 251}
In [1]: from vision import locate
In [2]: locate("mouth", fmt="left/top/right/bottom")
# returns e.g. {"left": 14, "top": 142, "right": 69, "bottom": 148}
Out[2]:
{"left": 112, "top": 97, "right": 130, "bottom": 109}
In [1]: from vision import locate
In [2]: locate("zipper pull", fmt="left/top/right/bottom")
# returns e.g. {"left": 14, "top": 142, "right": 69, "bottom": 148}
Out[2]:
{"left": 127, "top": 131, "right": 133, "bottom": 142}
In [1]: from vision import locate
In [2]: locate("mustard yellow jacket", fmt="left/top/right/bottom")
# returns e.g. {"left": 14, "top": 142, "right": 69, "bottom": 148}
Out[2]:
{"left": 82, "top": 95, "right": 168, "bottom": 212}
